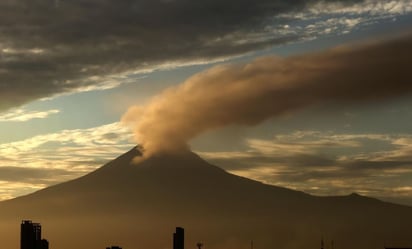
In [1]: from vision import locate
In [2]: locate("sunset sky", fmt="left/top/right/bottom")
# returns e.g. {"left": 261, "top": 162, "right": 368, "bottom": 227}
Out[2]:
{"left": 0, "top": 0, "right": 412, "bottom": 205}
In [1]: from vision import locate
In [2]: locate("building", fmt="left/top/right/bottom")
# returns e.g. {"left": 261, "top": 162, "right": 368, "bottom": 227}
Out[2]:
{"left": 173, "top": 227, "right": 184, "bottom": 249}
{"left": 38, "top": 239, "right": 49, "bottom": 249}
{"left": 106, "top": 246, "right": 122, "bottom": 249}
{"left": 21, "top": 220, "right": 49, "bottom": 249}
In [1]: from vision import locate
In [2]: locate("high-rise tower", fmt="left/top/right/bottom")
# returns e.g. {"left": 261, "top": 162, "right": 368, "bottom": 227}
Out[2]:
{"left": 173, "top": 227, "right": 184, "bottom": 249}
{"left": 21, "top": 220, "right": 49, "bottom": 249}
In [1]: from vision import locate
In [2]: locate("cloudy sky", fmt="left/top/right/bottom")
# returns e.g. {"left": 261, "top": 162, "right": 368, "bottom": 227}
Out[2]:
{"left": 1, "top": 0, "right": 412, "bottom": 205}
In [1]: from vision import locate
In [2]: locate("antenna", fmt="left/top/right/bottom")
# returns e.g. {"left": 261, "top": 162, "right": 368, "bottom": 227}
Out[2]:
{"left": 251, "top": 240, "right": 254, "bottom": 249}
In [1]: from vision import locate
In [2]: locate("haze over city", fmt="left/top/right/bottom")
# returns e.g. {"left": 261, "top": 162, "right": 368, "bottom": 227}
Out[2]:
{"left": 0, "top": 0, "right": 412, "bottom": 213}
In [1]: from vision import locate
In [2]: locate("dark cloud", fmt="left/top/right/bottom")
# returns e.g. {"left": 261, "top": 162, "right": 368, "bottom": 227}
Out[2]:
{"left": 342, "top": 160, "right": 412, "bottom": 172}
{"left": 206, "top": 153, "right": 336, "bottom": 171}
{"left": 203, "top": 150, "right": 412, "bottom": 205}
{"left": 101, "top": 132, "right": 121, "bottom": 141}
{"left": 206, "top": 152, "right": 412, "bottom": 180}
{"left": 0, "top": 166, "right": 79, "bottom": 184}
{"left": 288, "top": 159, "right": 411, "bottom": 182}
{"left": 0, "top": 0, "right": 364, "bottom": 111}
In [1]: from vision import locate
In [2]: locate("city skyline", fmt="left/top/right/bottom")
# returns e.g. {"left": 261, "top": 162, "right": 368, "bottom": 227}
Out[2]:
{"left": 15, "top": 221, "right": 412, "bottom": 249}
{"left": 18, "top": 221, "right": 191, "bottom": 249}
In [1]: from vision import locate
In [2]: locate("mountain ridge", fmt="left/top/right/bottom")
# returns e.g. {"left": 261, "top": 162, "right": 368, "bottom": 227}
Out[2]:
{"left": 0, "top": 146, "right": 411, "bottom": 249}
{"left": 3, "top": 146, "right": 404, "bottom": 208}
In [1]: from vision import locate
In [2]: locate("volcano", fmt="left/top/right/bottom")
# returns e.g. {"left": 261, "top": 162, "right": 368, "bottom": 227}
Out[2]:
{"left": 0, "top": 147, "right": 411, "bottom": 249}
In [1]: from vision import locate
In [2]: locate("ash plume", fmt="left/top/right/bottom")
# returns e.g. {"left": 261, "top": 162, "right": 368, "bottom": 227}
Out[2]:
{"left": 122, "top": 34, "right": 412, "bottom": 157}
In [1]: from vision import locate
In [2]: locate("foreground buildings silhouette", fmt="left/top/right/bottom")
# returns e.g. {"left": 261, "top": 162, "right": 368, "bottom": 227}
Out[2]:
{"left": 106, "top": 246, "right": 122, "bottom": 249}
{"left": 18, "top": 221, "right": 412, "bottom": 249}
{"left": 104, "top": 227, "right": 185, "bottom": 249}
{"left": 173, "top": 227, "right": 184, "bottom": 249}
{"left": 20, "top": 221, "right": 188, "bottom": 249}
{"left": 21, "top": 220, "right": 49, "bottom": 249}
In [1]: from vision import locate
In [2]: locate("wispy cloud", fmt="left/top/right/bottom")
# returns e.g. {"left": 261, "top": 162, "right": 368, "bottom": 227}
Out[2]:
{"left": 0, "top": 122, "right": 135, "bottom": 200}
{"left": 0, "top": 108, "right": 60, "bottom": 122}
{"left": 0, "top": 181, "right": 45, "bottom": 201}
{"left": 307, "top": 0, "right": 412, "bottom": 16}
{"left": 199, "top": 130, "right": 412, "bottom": 206}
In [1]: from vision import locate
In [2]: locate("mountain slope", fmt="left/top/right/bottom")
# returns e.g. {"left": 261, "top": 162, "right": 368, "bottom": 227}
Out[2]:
{"left": 0, "top": 147, "right": 411, "bottom": 249}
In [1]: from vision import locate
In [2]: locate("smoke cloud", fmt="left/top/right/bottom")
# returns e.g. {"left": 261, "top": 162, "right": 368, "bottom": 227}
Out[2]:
{"left": 122, "top": 34, "right": 412, "bottom": 156}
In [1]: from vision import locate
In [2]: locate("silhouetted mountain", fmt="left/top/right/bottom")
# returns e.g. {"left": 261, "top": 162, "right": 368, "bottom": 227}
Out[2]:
{"left": 0, "top": 147, "right": 411, "bottom": 249}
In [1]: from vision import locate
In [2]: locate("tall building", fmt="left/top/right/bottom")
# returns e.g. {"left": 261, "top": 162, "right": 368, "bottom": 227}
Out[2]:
{"left": 173, "top": 227, "right": 184, "bottom": 249}
{"left": 21, "top": 220, "right": 49, "bottom": 249}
